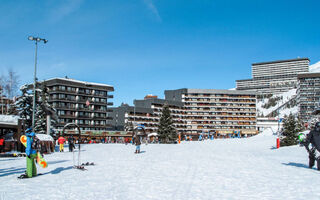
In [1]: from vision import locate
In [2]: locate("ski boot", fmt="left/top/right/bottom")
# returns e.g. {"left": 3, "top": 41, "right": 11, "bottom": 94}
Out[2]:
{"left": 309, "top": 155, "right": 315, "bottom": 168}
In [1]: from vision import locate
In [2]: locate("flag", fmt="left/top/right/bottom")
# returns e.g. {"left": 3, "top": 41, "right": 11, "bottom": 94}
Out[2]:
{"left": 86, "top": 99, "right": 90, "bottom": 107}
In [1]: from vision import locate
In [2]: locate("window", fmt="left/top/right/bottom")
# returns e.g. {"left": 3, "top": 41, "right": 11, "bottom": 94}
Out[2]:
{"left": 58, "top": 110, "right": 65, "bottom": 115}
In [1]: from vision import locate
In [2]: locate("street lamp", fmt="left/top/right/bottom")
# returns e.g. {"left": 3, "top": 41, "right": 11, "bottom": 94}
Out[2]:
{"left": 28, "top": 36, "right": 48, "bottom": 131}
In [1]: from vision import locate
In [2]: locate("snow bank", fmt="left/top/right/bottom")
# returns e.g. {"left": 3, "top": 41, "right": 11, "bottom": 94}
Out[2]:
{"left": 256, "top": 126, "right": 278, "bottom": 137}
{"left": 36, "top": 134, "right": 54, "bottom": 141}
{"left": 0, "top": 115, "right": 19, "bottom": 125}
{"left": 309, "top": 61, "right": 320, "bottom": 72}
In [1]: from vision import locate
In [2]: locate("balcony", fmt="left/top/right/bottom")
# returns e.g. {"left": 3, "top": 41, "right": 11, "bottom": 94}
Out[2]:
{"left": 50, "top": 88, "right": 77, "bottom": 94}
{"left": 50, "top": 97, "right": 77, "bottom": 102}
{"left": 60, "top": 114, "right": 77, "bottom": 118}
{"left": 77, "top": 107, "right": 92, "bottom": 111}
{"left": 53, "top": 105, "right": 76, "bottom": 110}
{"left": 78, "top": 115, "right": 92, "bottom": 119}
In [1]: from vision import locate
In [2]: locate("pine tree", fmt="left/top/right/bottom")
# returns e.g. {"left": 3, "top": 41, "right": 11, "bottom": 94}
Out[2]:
{"left": 125, "top": 120, "right": 134, "bottom": 132}
{"left": 280, "top": 113, "right": 303, "bottom": 146}
{"left": 15, "top": 86, "right": 33, "bottom": 129}
{"left": 16, "top": 83, "right": 58, "bottom": 135}
{"left": 8, "top": 100, "right": 18, "bottom": 115}
{"left": 34, "top": 83, "right": 58, "bottom": 134}
{"left": 157, "top": 105, "right": 177, "bottom": 143}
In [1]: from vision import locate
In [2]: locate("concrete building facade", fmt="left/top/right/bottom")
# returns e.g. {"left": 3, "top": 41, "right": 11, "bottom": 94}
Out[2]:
{"left": 39, "top": 78, "right": 114, "bottom": 131}
{"left": 110, "top": 97, "right": 186, "bottom": 134}
{"left": 236, "top": 58, "right": 310, "bottom": 94}
{"left": 297, "top": 72, "right": 320, "bottom": 122}
{"left": 165, "top": 89, "right": 257, "bottom": 136}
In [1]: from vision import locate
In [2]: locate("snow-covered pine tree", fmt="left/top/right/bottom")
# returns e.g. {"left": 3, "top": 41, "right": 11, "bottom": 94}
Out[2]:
{"left": 34, "top": 83, "right": 58, "bottom": 134}
{"left": 296, "top": 116, "right": 305, "bottom": 132}
{"left": 15, "top": 85, "right": 33, "bottom": 129}
{"left": 157, "top": 105, "right": 177, "bottom": 143}
{"left": 34, "top": 87, "right": 46, "bottom": 134}
{"left": 280, "top": 113, "right": 302, "bottom": 146}
{"left": 125, "top": 120, "right": 134, "bottom": 132}
{"left": 8, "top": 100, "right": 18, "bottom": 115}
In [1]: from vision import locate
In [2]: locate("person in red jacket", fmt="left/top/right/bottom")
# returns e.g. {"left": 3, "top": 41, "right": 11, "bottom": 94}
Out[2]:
{"left": 0, "top": 136, "right": 5, "bottom": 153}
{"left": 58, "top": 136, "right": 65, "bottom": 152}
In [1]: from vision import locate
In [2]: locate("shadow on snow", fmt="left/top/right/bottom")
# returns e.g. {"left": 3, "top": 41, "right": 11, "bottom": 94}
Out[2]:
{"left": 0, "top": 167, "right": 26, "bottom": 177}
{"left": 43, "top": 166, "right": 73, "bottom": 175}
{"left": 282, "top": 162, "right": 310, "bottom": 169}
{"left": 0, "top": 164, "right": 73, "bottom": 177}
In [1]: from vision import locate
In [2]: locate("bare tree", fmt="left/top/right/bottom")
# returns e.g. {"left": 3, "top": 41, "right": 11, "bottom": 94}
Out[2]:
{"left": 0, "top": 75, "right": 5, "bottom": 114}
{"left": 0, "top": 74, "right": 5, "bottom": 96}
{"left": 3, "top": 69, "right": 20, "bottom": 99}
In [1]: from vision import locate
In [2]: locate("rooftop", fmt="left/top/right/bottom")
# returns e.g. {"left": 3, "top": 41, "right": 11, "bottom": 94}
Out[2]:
{"left": 166, "top": 88, "right": 256, "bottom": 95}
{"left": 26, "top": 77, "right": 114, "bottom": 91}
{"left": 297, "top": 72, "right": 320, "bottom": 79}
{"left": 252, "top": 58, "right": 310, "bottom": 66}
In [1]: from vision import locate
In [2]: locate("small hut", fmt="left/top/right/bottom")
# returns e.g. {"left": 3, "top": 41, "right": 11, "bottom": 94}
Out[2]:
{"left": 0, "top": 115, "right": 23, "bottom": 152}
{"left": 36, "top": 134, "right": 55, "bottom": 154}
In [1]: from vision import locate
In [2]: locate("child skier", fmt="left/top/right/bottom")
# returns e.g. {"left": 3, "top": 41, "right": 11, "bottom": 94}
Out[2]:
{"left": 25, "top": 128, "right": 37, "bottom": 178}
{"left": 304, "top": 122, "right": 320, "bottom": 170}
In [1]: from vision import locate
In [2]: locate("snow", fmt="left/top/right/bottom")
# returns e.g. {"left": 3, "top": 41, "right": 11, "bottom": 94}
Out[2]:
{"left": 257, "top": 89, "right": 298, "bottom": 117}
{"left": 309, "top": 61, "right": 320, "bottom": 73}
{"left": 1, "top": 130, "right": 320, "bottom": 200}
{"left": 36, "top": 134, "right": 54, "bottom": 141}
{"left": 45, "top": 77, "right": 114, "bottom": 88}
{"left": 0, "top": 115, "right": 19, "bottom": 125}
{"left": 148, "top": 132, "right": 158, "bottom": 137}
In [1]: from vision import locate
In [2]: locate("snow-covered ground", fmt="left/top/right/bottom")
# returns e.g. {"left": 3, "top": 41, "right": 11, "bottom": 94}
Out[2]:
{"left": 1, "top": 130, "right": 320, "bottom": 200}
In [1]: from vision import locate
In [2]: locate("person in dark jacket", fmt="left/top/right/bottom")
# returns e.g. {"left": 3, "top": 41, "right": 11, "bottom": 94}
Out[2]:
{"left": 304, "top": 122, "right": 320, "bottom": 170}
{"left": 68, "top": 136, "right": 75, "bottom": 152}
{"left": 134, "top": 135, "right": 141, "bottom": 154}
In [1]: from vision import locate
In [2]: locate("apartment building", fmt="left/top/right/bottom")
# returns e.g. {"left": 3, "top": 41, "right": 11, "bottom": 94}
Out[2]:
{"left": 110, "top": 96, "right": 186, "bottom": 134}
{"left": 36, "top": 78, "right": 114, "bottom": 131}
{"left": 297, "top": 72, "right": 320, "bottom": 122}
{"left": 165, "top": 89, "right": 257, "bottom": 136}
{"left": 236, "top": 58, "right": 309, "bottom": 94}
{"left": 0, "top": 96, "right": 13, "bottom": 115}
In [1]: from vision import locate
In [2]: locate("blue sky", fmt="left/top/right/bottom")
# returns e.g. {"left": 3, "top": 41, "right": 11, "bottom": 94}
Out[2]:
{"left": 0, "top": 0, "right": 319, "bottom": 106}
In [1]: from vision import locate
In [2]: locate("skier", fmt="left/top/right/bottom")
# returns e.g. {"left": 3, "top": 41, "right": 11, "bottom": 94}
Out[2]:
{"left": 58, "top": 136, "right": 65, "bottom": 152}
{"left": 25, "top": 128, "right": 38, "bottom": 178}
{"left": 304, "top": 122, "right": 320, "bottom": 170}
{"left": 134, "top": 134, "right": 141, "bottom": 154}
{"left": 0, "top": 136, "right": 4, "bottom": 153}
{"left": 68, "top": 136, "right": 75, "bottom": 152}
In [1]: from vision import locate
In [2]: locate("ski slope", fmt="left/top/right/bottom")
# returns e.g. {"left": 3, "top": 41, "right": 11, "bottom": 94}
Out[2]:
{"left": 309, "top": 61, "right": 320, "bottom": 73}
{"left": 257, "top": 89, "right": 298, "bottom": 117}
{"left": 1, "top": 130, "right": 319, "bottom": 200}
